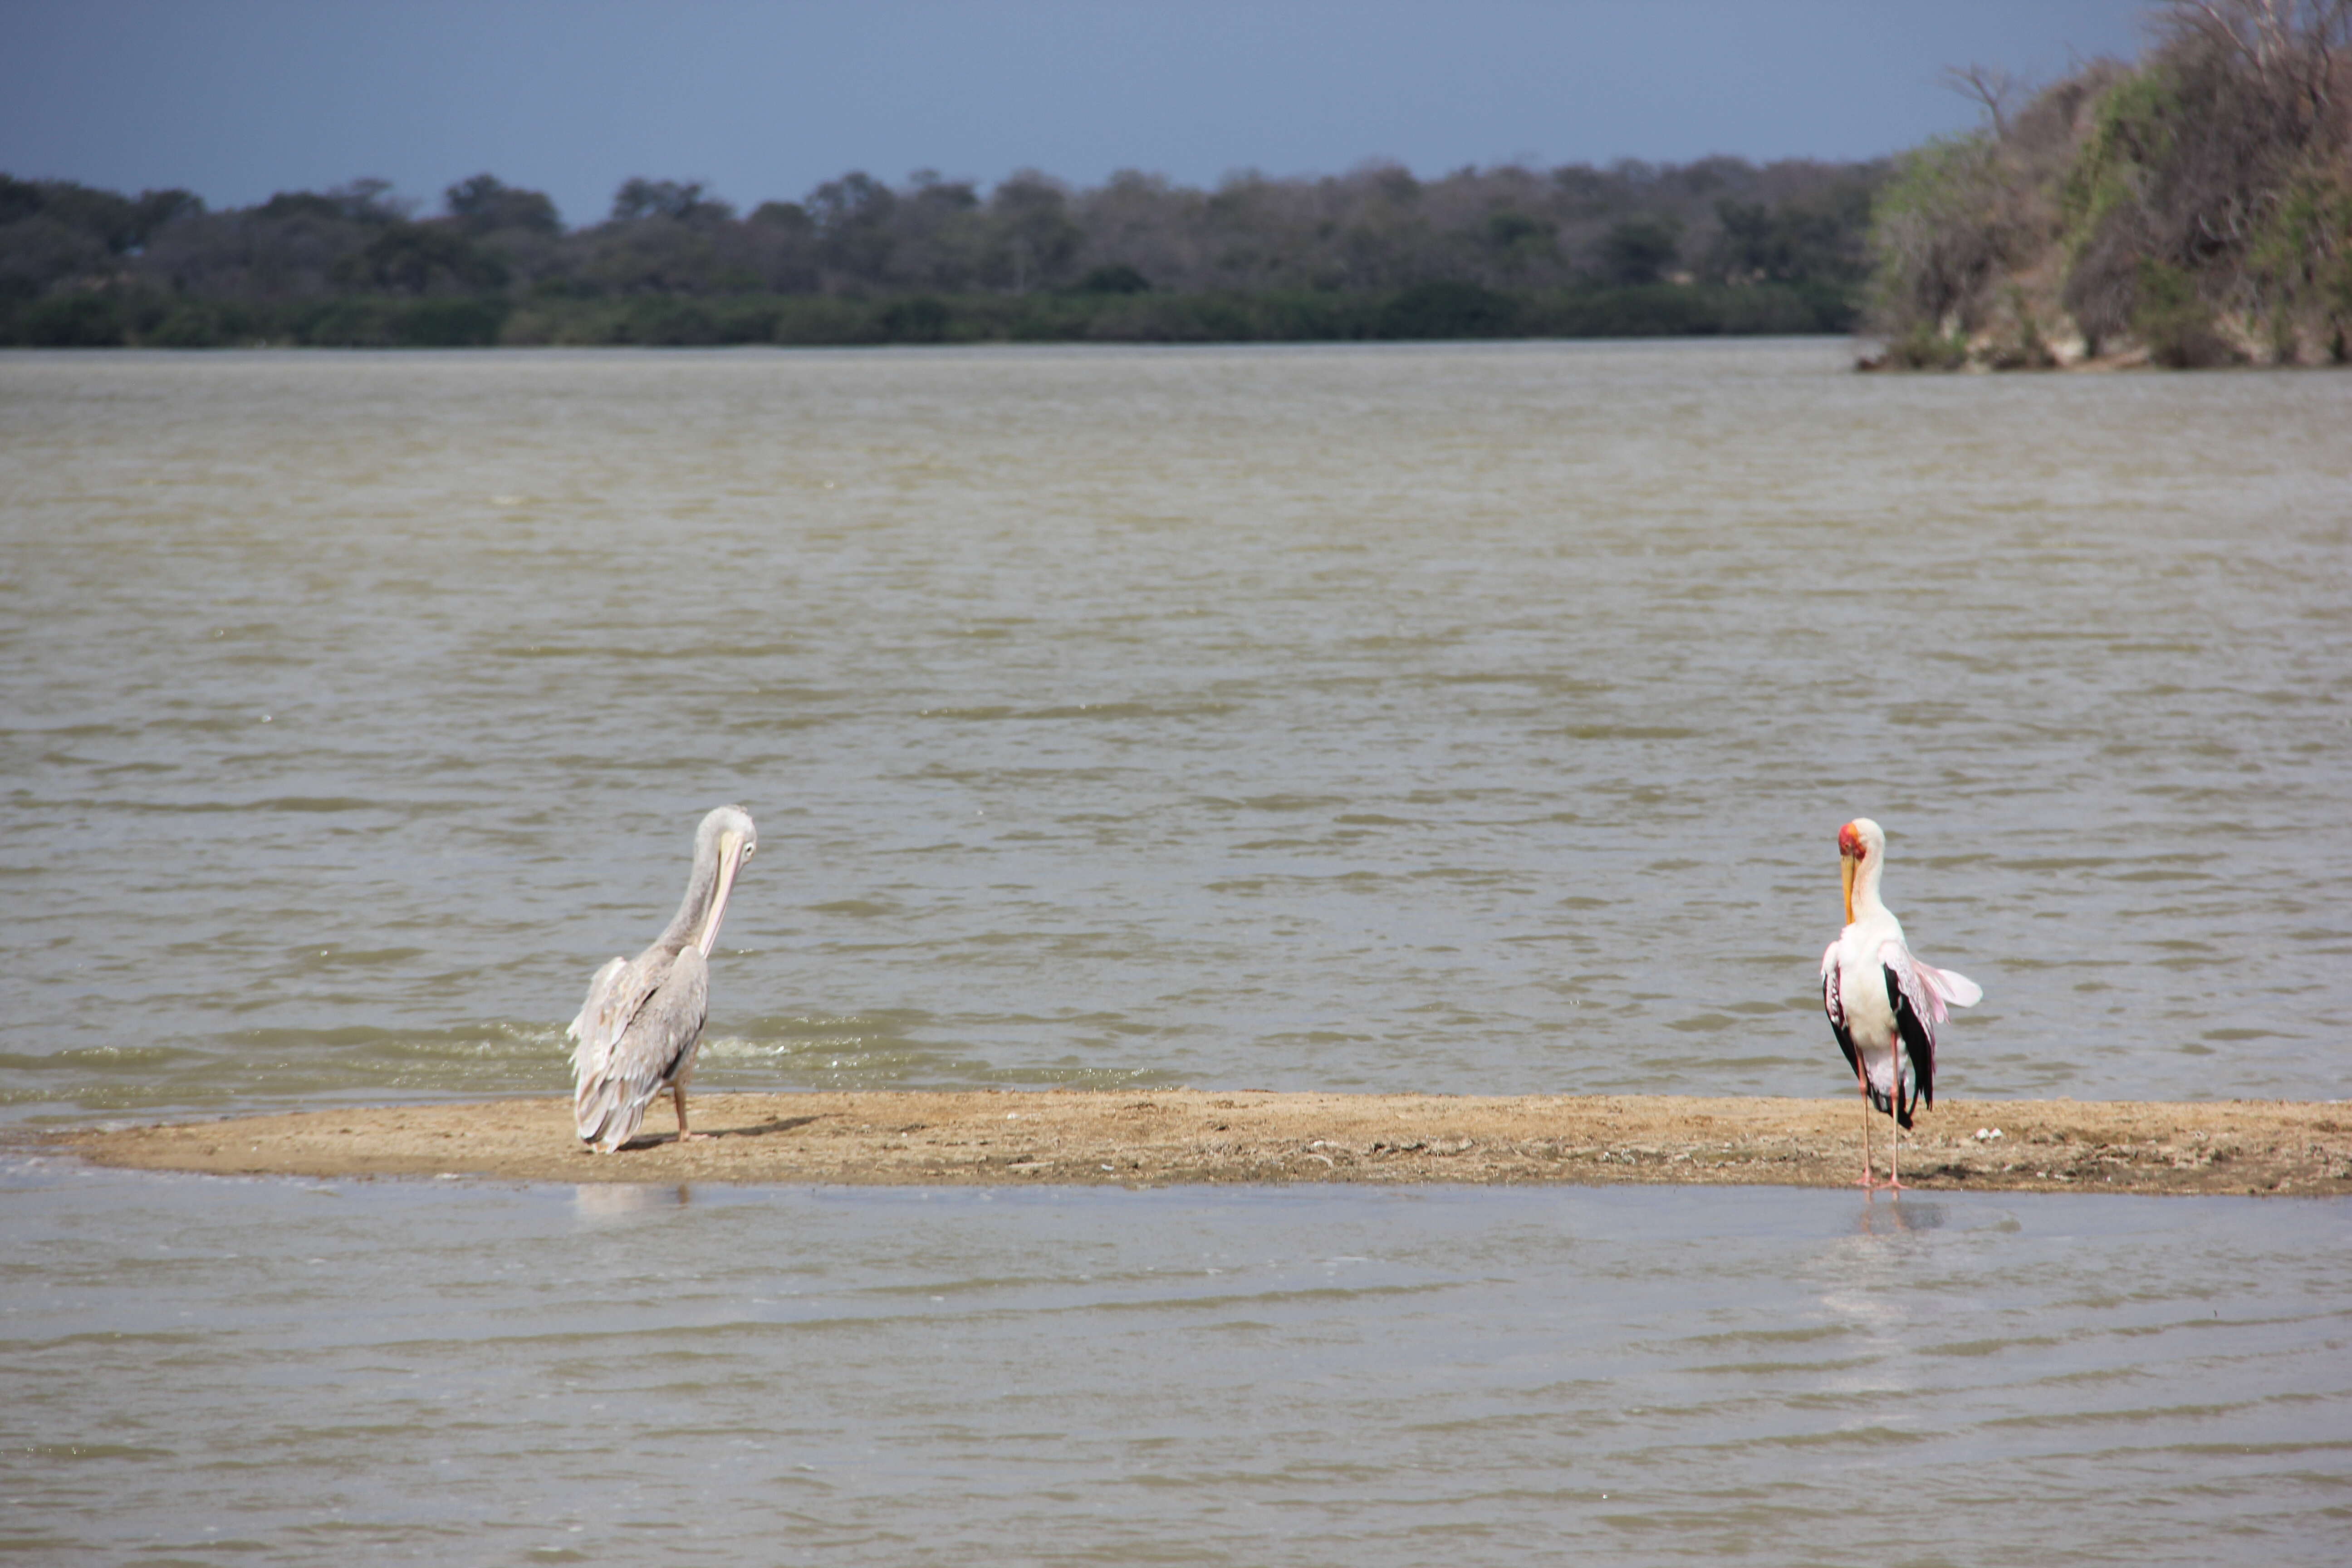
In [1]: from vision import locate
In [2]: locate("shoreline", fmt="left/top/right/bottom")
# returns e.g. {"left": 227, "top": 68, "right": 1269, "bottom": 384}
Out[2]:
{"left": 46, "top": 1090, "right": 2352, "bottom": 1196}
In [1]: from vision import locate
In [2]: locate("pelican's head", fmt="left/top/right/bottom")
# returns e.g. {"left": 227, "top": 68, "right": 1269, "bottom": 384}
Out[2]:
{"left": 692, "top": 804, "right": 758, "bottom": 956}
{"left": 1838, "top": 817, "right": 1884, "bottom": 924}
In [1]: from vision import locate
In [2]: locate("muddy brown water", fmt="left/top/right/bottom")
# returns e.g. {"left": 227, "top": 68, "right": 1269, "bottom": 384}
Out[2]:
{"left": 5, "top": 342, "right": 2349, "bottom": 1563}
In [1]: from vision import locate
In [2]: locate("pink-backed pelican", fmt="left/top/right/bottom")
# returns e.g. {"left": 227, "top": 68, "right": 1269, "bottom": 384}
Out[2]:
{"left": 568, "top": 805, "right": 756, "bottom": 1153}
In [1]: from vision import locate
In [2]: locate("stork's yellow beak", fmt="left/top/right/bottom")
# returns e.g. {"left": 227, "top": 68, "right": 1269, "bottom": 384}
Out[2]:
{"left": 1839, "top": 848, "right": 1856, "bottom": 926}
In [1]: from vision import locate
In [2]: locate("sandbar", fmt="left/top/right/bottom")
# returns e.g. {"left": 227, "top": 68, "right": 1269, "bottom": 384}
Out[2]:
{"left": 47, "top": 1090, "right": 2352, "bottom": 1196}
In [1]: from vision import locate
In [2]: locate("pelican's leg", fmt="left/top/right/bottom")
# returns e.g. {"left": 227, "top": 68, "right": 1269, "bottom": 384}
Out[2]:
{"left": 1854, "top": 1067, "right": 1878, "bottom": 1189}
{"left": 672, "top": 1083, "right": 706, "bottom": 1143}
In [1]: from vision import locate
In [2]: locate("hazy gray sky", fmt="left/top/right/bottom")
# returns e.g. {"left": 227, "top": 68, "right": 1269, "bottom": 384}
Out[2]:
{"left": 5, "top": 0, "right": 2150, "bottom": 223}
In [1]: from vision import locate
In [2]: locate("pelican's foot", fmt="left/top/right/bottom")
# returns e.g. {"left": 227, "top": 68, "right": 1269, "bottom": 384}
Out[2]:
{"left": 675, "top": 1130, "right": 710, "bottom": 1144}
{"left": 1853, "top": 1174, "right": 1880, "bottom": 1190}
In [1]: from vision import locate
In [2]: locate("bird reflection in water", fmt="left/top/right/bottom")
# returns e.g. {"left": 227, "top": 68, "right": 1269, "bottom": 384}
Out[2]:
{"left": 573, "top": 1183, "right": 694, "bottom": 1222}
{"left": 1854, "top": 1198, "right": 1947, "bottom": 1236}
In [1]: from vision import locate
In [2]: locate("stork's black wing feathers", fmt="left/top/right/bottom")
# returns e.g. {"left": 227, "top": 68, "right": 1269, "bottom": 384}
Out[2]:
{"left": 1823, "top": 959, "right": 1860, "bottom": 1081}
{"left": 1882, "top": 960, "right": 1935, "bottom": 1129}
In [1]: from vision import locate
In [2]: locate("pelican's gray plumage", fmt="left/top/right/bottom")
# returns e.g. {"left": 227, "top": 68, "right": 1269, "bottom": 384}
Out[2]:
{"left": 568, "top": 805, "right": 757, "bottom": 1153}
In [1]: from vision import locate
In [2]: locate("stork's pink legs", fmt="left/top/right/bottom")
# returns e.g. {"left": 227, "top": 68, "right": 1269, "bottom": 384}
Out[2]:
{"left": 1855, "top": 1067, "right": 1878, "bottom": 1189}
{"left": 1884, "top": 1092, "right": 1905, "bottom": 1194}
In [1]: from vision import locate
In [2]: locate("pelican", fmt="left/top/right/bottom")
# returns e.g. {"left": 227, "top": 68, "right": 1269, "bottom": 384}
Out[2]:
{"left": 568, "top": 805, "right": 757, "bottom": 1153}
{"left": 1819, "top": 818, "right": 1980, "bottom": 1191}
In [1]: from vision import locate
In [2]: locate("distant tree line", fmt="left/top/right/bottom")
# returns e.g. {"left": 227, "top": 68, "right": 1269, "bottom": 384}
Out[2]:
{"left": 0, "top": 156, "right": 1879, "bottom": 348}
{"left": 1868, "top": 0, "right": 2352, "bottom": 368}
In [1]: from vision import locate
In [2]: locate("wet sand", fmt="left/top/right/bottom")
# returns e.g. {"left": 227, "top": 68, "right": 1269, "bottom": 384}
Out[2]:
{"left": 52, "top": 1091, "right": 2352, "bottom": 1196}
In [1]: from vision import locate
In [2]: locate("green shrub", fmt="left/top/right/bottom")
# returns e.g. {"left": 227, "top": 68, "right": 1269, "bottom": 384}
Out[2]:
{"left": 1376, "top": 280, "right": 1519, "bottom": 338}
{"left": 15, "top": 292, "right": 128, "bottom": 346}
{"left": 878, "top": 295, "right": 951, "bottom": 343}
{"left": 1881, "top": 324, "right": 1971, "bottom": 370}
{"left": 2246, "top": 161, "right": 2352, "bottom": 358}
{"left": 1073, "top": 264, "right": 1151, "bottom": 294}
{"left": 2130, "top": 259, "right": 2233, "bottom": 367}
{"left": 1868, "top": 133, "right": 2021, "bottom": 338}
{"left": 396, "top": 298, "right": 508, "bottom": 346}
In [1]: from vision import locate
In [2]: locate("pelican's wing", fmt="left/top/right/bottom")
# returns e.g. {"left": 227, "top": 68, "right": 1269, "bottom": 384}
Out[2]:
{"left": 569, "top": 949, "right": 668, "bottom": 1147}
{"left": 1878, "top": 940, "right": 1937, "bottom": 1122}
{"left": 573, "top": 948, "right": 710, "bottom": 1152}
{"left": 1822, "top": 940, "right": 1859, "bottom": 1079}
{"left": 567, "top": 954, "right": 657, "bottom": 1083}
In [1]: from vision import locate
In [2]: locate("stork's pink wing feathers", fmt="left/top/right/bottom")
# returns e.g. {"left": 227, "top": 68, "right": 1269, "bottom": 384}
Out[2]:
{"left": 1921, "top": 963, "right": 1983, "bottom": 1011}
{"left": 1874, "top": 941, "right": 1981, "bottom": 1024}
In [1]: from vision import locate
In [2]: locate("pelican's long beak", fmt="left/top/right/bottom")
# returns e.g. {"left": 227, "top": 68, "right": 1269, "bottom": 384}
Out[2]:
{"left": 696, "top": 831, "right": 748, "bottom": 957}
{"left": 1839, "top": 848, "right": 1856, "bottom": 926}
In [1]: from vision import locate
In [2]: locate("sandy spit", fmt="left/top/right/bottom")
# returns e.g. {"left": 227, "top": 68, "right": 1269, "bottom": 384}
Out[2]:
{"left": 45, "top": 1090, "right": 2352, "bottom": 1196}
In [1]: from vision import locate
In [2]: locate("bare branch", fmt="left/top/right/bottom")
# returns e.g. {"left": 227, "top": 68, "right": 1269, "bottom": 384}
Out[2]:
{"left": 1940, "top": 63, "right": 2020, "bottom": 137}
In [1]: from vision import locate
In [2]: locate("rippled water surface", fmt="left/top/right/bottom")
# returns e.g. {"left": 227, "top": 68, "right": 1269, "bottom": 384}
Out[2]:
{"left": 7, "top": 1162, "right": 2350, "bottom": 1566}
{"left": 4, "top": 343, "right": 2350, "bottom": 1562}
{"left": 5, "top": 343, "right": 2349, "bottom": 1112}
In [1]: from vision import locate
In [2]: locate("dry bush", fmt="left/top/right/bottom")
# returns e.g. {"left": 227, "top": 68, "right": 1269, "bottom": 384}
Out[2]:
{"left": 1871, "top": 2, "right": 2351, "bottom": 367}
{"left": 2063, "top": 0, "right": 2352, "bottom": 360}
{"left": 1869, "top": 64, "right": 2129, "bottom": 350}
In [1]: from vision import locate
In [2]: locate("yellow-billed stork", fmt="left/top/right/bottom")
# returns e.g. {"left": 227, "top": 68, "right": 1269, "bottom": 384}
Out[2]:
{"left": 1820, "top": 818, "right": 1980, "bottom": 1191}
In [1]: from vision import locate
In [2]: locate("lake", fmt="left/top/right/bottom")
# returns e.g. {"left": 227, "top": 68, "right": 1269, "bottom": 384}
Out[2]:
{"left": 2, "top": 341, "right": 2348, "bottom": 1562}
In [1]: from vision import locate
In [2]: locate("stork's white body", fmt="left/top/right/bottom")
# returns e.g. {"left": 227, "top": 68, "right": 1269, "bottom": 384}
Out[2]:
{"left": 1824, "top": 905, "right": 1916, "bottom": 1113}
{"left": 1819, "top": 818, "right": 1980, "bottom": 1190}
